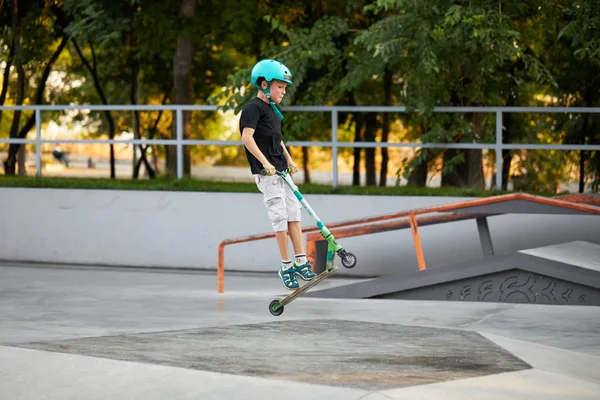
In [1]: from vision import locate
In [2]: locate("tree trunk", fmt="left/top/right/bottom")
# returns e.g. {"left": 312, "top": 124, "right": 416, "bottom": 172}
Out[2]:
{"left": 17, "top": 145, "right": 26, "bottom": 175}
{"left": 4, "top": 62, "right": 24, "bottom": 176}
{"left": 343, "top": 92, "right": 362, "bottom": 186}
{"left": 302, "top": 147, "right": 311, "bottom": 183}
{"left": 134, "top": 94, "right": 168, "bottom": 178}
{"left": 441, "top": 148, "right": 485, "bottom": 188}
{"left": 407, "top": 163, "right": 428, "bottom": 186}
{"left": 501, "top": 113, "right": 513, "bottom": 190}
{"left": 127, "top": 8, "right": 155, "bottom": 180}
{"left": 500, "top": 72, "right": 518, "bottom": 190}
{"left": 578, "top": 110, "right": 590, "bottom": 193}
{"left": 352, "top": 114, "right": 363, "bottom": 186}
{"left": 3, "top": 0, "right": 23, "bottom": 175}
{"left": 71, "top": 40, "right": 116, "bottom": 178}
{"left": 439, "top": 86, "right": 486, "bottom": 189}
{"left": 364, "top": 113, "right": 377, "bottom": 186}
{"left": 407, "top": 120, "right": 428, "bottom": 186}
{"left": 128, "top": 32, "right": 156, "bottom": 178}
{"left": 0, "top": 37, "right": 15, "bottom": 125}
{"left": 130, "top": 29, "right": 140, "bottom": 178}
{"left": 169, "top": 0, "right": 196, "bottom": 178}
{"left": 441, "top": 113, "right": 485, "bottom": 189}
{"left": 578, "top": 87, "right": 594, "bottom": 193}
{"left": 379, "top": 69, "right": 393, "bottom": 187}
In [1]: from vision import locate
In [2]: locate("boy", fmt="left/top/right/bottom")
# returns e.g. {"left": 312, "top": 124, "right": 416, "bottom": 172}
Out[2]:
{"left": 239, "top": 59, "right": 317, "bottom": 290}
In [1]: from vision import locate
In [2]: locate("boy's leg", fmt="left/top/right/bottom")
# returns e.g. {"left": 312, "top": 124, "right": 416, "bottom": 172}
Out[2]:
{"left": 275, "top": 229, "right": 298, "bottom": 289}
{"left": 288, "top": 221, "right": 303, "bottom": 256}
{"left": 285, "top": 181, "right": 318, "bottom": 280}
{"left": 255, "top": 174, "right": 298, "bottom": 290}
{"left": 275, "top": 230, "right": 290, "bottom": 261}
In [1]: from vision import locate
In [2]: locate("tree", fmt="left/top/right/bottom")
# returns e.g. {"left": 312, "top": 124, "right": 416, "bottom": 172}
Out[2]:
{"left": 167, "top": 0, "right": 195, "bottom": 177}
{"left": 210, "top": 0, "right": 390, "bottom": 185}
{"left": 557, "top": 0, "right": 600, "bottom": 192}
{"left": 2, "top": 0, "right": 69, "bottom": 176}
{"left": 356, "top": 0, "right": 556, "bottom": 189}
{"left": 210, "top": 10, "right": 352, "bottom": 183}
{"left": 62, "top": 0, "right": 177, "bottom": 179}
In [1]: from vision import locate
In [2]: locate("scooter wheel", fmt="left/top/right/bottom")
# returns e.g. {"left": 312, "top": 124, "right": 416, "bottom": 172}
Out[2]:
{"left": 269, "top": 299, "right": 284, "bottom": 316}
{"left": 341, "top": 252, "right": 357, "bottom": 269}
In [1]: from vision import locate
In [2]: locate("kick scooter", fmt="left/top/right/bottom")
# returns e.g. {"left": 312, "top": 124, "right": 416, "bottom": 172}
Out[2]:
{"left": 262, "top": 167, "right": 357, "bottom": 316}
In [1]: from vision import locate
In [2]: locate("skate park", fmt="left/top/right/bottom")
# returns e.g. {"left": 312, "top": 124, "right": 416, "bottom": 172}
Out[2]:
{"left": 1, "top": 187, "right": 600, "bottom": 399}
{"left": 4, "top": 0, "right": 600, "bottom": 397}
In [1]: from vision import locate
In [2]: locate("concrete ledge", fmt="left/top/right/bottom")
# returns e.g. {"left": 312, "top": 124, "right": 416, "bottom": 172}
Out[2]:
{"left": 1, "top": 187, "right": 598, "bottom": 275}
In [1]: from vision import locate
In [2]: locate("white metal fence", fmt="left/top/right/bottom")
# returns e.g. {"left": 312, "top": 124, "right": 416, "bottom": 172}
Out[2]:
{"left": 1, "top": 105, "right": 600, "bottom": 189}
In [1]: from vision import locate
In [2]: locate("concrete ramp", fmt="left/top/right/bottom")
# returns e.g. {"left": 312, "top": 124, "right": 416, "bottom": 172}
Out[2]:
{"left": 306, "top": 241, "right": 600, "bottom": 306}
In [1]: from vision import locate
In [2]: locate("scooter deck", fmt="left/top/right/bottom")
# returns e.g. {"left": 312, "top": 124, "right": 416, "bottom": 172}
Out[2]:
{"left": 279, "top": 265, "right": 339, "bottom": 307}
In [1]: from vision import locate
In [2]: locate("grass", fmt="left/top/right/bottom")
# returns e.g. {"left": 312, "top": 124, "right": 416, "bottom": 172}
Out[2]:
{"left": 0, "top": 175, "right": 560, "bottom": 197}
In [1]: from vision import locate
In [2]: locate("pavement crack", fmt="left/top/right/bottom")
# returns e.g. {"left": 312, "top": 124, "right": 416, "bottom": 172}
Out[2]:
{"left": 357, "top": 392, "right": 394, "bottom": 400}
{"left": 459, "top": 304, "right": 518, "bottom": 328}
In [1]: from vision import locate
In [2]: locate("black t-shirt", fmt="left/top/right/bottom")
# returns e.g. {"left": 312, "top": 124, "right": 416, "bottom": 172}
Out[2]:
{"left": 239, "top": 97, "right": 288, "bottom": 175}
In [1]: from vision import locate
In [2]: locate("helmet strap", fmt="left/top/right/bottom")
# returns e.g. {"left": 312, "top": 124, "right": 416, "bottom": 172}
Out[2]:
{"left": 270, "top": 101, "right": 284, "bottom": 120}
{"left": 259, "top": 81, "right": 284, "bottom": 120}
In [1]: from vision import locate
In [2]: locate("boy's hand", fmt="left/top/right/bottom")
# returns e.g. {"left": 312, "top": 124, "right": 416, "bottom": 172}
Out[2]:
{"left": 262, "top": 162, "right": 276, "bottom": 175}
{"left": 288, "top": 160, "right": 299, "bottom": 174}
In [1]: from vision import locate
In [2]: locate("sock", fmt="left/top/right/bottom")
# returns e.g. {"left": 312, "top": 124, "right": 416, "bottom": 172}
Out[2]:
{"left": 282, "top": 260, "right": 293, "bottom": 270}
{"left": 294, "top": 254, "right": 308, "bottom": 265}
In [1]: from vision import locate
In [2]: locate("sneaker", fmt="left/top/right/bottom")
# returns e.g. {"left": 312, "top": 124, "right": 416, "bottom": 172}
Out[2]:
{"left": 294, "top": 262, "right": 317, "bottom": 281}
{"left": 278, "top": 265, "right": 299, "bottom": 290}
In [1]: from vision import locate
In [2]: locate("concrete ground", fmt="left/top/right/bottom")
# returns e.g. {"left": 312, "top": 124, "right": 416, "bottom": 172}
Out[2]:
{"left": 1, "top": 261, "right": 599, "bottom": 399}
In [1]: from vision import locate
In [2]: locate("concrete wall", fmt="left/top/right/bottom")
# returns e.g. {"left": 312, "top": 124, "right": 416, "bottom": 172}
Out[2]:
{"left": 1, "top": 187, "right": 598, "bottom": 276}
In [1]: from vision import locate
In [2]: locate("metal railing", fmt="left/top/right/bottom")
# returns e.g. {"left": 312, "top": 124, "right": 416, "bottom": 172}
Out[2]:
{"left": 216, "top": 192, "right": 600, "bottom": 292}
{"left": 1, "top": 105, "right": 599, "bottom": 189}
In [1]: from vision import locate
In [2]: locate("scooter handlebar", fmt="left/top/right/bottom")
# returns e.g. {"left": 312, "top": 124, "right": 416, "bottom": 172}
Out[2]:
{"left": 260, "top": 166, "right": 293, "bottom": 176}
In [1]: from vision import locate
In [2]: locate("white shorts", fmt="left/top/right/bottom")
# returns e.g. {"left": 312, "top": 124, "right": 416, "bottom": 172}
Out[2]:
{"left": 254, "top": 174, "right": 302, "bottom": 232}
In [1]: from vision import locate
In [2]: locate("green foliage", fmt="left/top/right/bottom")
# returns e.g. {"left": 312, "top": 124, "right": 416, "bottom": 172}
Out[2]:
{"left": 1, "top": 0, "right": 598, "bottom": 191}
{"left": 359, "top": 0, "right": 558, "bottom": 110}
{"left": 559, "top": 1, "right": 600, "bottom": 66}
{"left": 209, "top": 14, "right": 350, "bottom": 112}
{"left": 63, "top": 0, "right": 131, "bottom": 49}
{"left": 209, "top": 10, "right": 353, "bottom": 146}
{"left": 357, "top": 0, "right": 570, "bottom": 185}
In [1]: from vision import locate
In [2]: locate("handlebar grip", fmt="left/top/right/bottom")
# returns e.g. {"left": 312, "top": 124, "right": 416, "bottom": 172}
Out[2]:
{"left": 260, "top": 166, "right": 293, "bottom": 176}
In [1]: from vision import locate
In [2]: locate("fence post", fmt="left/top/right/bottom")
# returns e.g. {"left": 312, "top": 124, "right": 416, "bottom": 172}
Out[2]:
{"left": 176, "top": 107, "right": 183, "bottom": 180}
{"left": 35, "top": 108, "right": 42, "bottom": 178}
{"left": 332, "top": 109, "right": 338, "bottom": 188}
{"left": 495, "top": 111, "right": 503, "bottom": 191}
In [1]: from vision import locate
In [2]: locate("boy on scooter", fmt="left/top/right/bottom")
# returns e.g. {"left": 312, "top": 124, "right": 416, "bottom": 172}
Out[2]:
{"left": 239, "top": 59, "right": 317, "bottom": 290}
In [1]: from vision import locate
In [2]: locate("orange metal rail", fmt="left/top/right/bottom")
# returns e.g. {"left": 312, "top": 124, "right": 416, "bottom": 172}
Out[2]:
{"left": 217, "top": 193, "right": 600, "bottom": 293}
{"left": 304, "top": 212, "right": 479, "bottom": 273}
{"left": 408, "top": 214, "right": 426, "bottom": 271}
{"left": 316, "top": 192, "right": 600, "bottom": 227}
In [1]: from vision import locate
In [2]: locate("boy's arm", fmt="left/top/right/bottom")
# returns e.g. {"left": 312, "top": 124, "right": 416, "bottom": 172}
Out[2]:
{"left": 241, "top": 127, "right": 275, "bottom": 174}
{"left": 281, "top": 141, "right": 298, "bottom": 173}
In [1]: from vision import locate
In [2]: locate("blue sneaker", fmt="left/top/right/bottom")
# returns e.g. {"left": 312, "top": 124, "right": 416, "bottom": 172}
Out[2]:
{"left": 278, "top": 265, "right": 299, "bottom": 290}
{"left": 294, "top": 262, "right": 317, "bottom": 281}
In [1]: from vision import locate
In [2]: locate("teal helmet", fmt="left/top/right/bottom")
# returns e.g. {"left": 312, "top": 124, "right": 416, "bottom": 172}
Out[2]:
{"left": 251, "top": 59, "right": 293, "bottom": 90}
{"left": 250, "top": 59, "right": 292, "bottom": 120}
